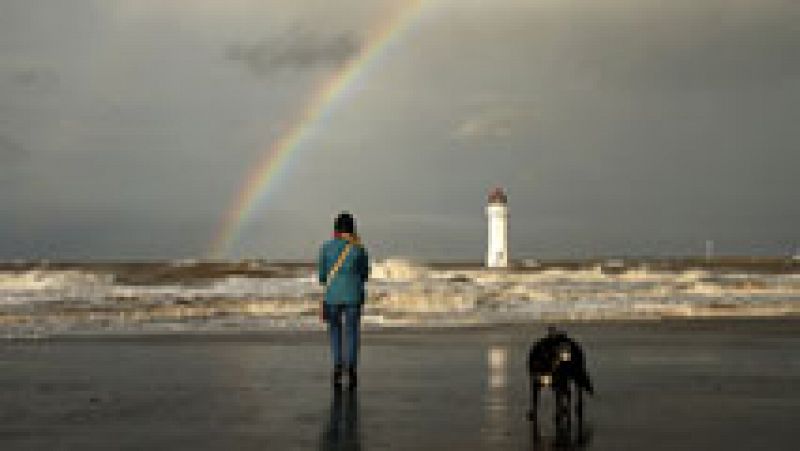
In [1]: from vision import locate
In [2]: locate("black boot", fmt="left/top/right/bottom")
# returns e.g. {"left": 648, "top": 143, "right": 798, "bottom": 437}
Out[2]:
{"left": 332, "top": 364, "right": 343, "bottom": 388}
{"left": 347, "top": 365, "right": 358, "bottom": 389}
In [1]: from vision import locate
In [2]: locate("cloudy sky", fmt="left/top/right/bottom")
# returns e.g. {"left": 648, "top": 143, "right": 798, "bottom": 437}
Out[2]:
{"left": 1, "top": 0, "right": 797, "bottom": 260}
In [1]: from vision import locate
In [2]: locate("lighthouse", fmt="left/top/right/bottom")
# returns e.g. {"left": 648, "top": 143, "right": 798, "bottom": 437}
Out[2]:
{"left": 486, "top": 187, "right": 509, "bottom": 268}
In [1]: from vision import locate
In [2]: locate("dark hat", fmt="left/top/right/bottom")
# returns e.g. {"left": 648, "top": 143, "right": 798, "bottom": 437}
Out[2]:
{"left": 334, "top": 212, "right": 356, "bottom": 234}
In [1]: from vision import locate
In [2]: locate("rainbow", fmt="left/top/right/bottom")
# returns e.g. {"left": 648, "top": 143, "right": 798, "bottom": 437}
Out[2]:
{"left": 210, "top": 0, "right": 428, "bottom": 258}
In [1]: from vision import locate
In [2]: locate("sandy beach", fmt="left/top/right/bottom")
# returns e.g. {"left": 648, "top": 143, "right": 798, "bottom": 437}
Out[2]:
{"left": 0, "top": 318, "right": 797, "bottom": 450}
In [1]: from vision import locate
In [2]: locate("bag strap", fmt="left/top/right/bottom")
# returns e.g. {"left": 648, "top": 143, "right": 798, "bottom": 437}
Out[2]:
{"left": 326, "top": 242, "right": 353, "bottom": 286}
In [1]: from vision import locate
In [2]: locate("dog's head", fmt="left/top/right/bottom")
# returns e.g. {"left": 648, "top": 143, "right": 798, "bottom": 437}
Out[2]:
{"left": 556, "top": 343, "right": 572, "bottom": 363}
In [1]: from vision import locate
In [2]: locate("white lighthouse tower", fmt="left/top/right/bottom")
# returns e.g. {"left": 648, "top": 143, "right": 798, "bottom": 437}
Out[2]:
{"left": 486, "top": 187, "right": 509, "bottom": 268}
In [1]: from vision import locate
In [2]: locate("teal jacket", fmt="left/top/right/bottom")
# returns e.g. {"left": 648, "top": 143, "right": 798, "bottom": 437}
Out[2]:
{"left": 318, "top": 238, "right": 369, "bottom": 305}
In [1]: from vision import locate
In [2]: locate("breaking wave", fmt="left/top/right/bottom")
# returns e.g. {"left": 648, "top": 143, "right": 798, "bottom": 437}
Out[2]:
{"left": 0, "top": 263, "right": 798, "bottom": 338}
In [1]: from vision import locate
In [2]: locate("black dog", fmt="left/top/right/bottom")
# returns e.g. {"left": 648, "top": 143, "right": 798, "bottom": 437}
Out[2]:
{"left": 527, "top": 327, "right": 594, "bottom": 424}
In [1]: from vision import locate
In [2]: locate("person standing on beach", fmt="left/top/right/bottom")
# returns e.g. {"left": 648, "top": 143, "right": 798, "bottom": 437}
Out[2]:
{"left": 319, "top": 212, "right": 369, "bottom": 389}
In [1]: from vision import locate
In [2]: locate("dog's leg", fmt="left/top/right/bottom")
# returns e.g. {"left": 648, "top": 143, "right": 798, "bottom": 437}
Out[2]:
{"left": 554, "top": 390, "right": 572, "bottom": 446}
{"left": 565, "top": 385, "right": 573, "bottom": 428}
{"left": 565, "top": 384, "right": 573, "bottom": 430}
{"left": 555, "top": 385, "right": 571, "bottom": 429}
{"left": 527, "top": 377, "right": 539, "bottom": 422}
{"left": 554, "top": 387, "right": 561, "bottom": 426}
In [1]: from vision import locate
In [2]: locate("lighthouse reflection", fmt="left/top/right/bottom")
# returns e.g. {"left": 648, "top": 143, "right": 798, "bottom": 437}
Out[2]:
{"left": 485, "top": 346, "right": 509, "bottom": 445}
{"left": 320, "top": 388, "right": 361, "bottom": 451}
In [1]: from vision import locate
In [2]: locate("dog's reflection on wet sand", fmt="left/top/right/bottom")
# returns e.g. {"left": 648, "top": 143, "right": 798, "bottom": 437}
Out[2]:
{"left": 531, "top": 414, "right": 594, "bottom": 450}
{"left": 320, "top": 388, "right": 360, "bottom": 451}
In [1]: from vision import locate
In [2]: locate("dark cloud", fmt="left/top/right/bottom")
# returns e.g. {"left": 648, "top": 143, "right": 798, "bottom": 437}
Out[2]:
{"left": 7, "top": 67, "right": 58, "bottom": 88}
{"left": 452, "top": 106, "right": 537, "bottom": 141}
{"left": 454, "top": 115, "right": 514, "bottom": 140}
{"left": 226, "top": 29, "right": 361, "bottom": 77}
{"left": 0, "top": 135, "right": 27, "bottom": 162}
{"left": 538, "top": 0, "right": 800, "bottom": 91}
{"left": 0, "top": 0, "right": 796, "bottom": 259}
{"left": 0, "top": 206, "right": 216, "bottom": 260}
{"left": 0, "top": 135, "right": 29, "bottom": 188}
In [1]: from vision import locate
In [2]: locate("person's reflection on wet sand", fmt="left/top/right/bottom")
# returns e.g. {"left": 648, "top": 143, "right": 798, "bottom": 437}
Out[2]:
{"left": 320, "top": 388, "right": 360, "bottom": 451}
{"left": 531, "top": 415, "right": 594, "bottom": 450}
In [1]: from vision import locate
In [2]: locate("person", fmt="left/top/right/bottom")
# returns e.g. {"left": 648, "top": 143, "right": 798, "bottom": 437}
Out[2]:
{"left": 319, "top": 212, "right": 369, "bottom": 388}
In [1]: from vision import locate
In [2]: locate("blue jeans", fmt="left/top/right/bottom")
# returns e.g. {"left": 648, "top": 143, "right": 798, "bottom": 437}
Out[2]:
{"left": 325, "top": 304, "right": 362, "bottom": 369}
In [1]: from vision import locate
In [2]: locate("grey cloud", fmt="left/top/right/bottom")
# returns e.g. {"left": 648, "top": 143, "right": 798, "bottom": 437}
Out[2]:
{"left": 452, "top": 107, "right": 534, "bottom": 141}
{"left": 550, "top": 2, "right": 800, "bottom": 91}
{"left": 0, "top": 0, "right": 797, "bottom": 260}
{"left": 0, "top": 135, "right": 29, "bottom": 187}
{"left": 449, "top": 99, "right": 553, "bottom": 145}
{"left": 226, "top": 29, "right": 361, "bottom": 77}
{"left": 0, "top": 135, "right": 27, "bottom": 162}
{"left": 6, "top": 66, "right": 58, "bottom": 88}
{"left": 0, "top": 206, "right": 216, "bottom": 260}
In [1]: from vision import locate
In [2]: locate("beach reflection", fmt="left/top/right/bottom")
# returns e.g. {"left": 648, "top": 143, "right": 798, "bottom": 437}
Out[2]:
{"left": 530, "top": 404, "right": 594, "bottom": 450}
{"left": 485, "top": 346, "right": 508, "bottom": 444}
{"left": 320, "top": 388, "right": 361, "bottom": 451}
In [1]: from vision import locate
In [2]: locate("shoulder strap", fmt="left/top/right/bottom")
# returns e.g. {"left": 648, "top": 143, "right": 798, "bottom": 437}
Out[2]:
{"left": 326, "top": 242, "right": 353, "bottom": 286}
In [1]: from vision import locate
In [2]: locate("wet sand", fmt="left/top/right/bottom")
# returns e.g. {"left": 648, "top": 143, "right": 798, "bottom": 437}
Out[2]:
{"left": 0, "top": 318, "right": 797, "bottom": 450}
